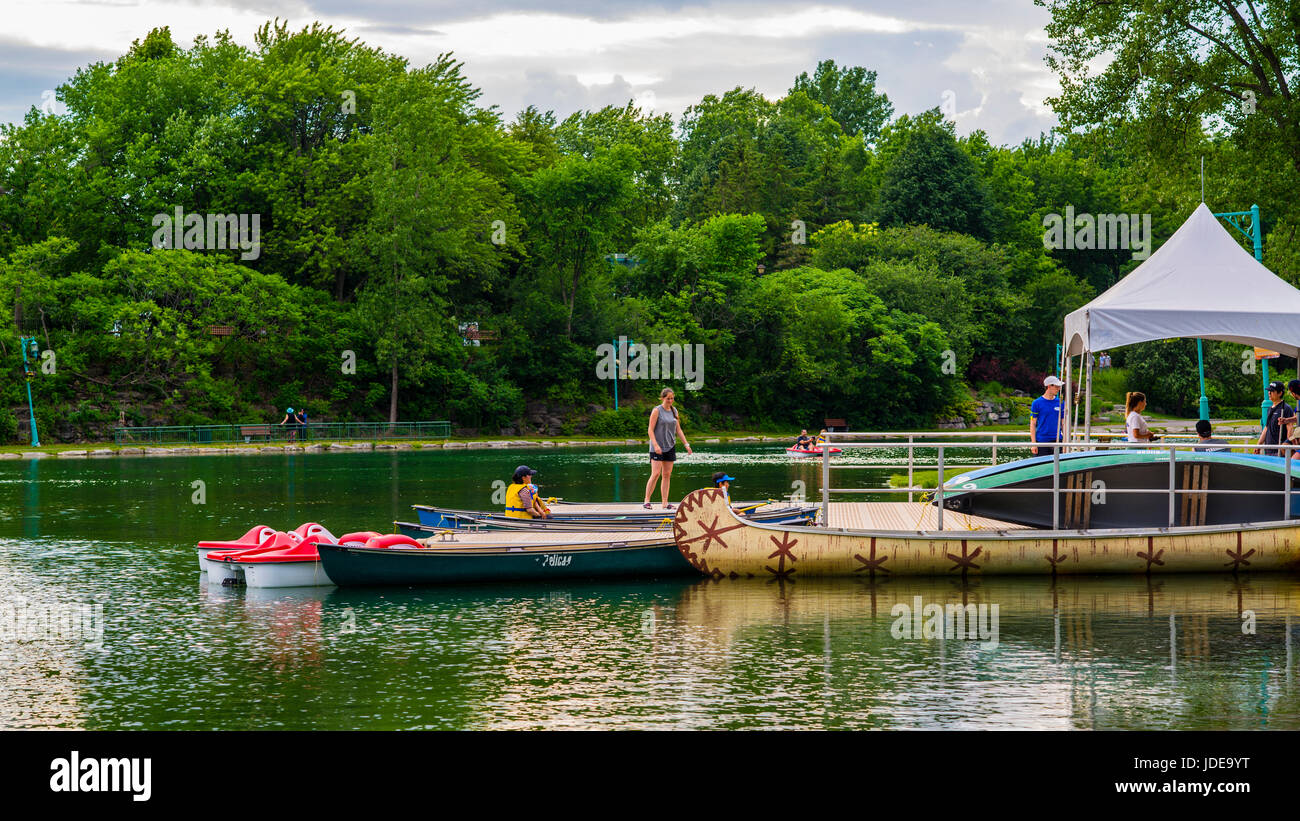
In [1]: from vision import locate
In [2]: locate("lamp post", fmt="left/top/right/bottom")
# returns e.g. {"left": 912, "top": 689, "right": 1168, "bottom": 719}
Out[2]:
{"left": 612, "top": 336, "right": 634, "bottom": 411}
{"left": 19, "top": 335, "right": 40, "bottom": 447}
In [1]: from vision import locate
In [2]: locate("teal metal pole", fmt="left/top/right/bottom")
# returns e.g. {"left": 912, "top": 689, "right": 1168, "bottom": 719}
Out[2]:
{"left": 1262, "top": 358, "right": 1271, "bottom": 430}
{"left": 612, "top": 337, "right": 618, "bottom": 411}
{"left": 1253, "top": 206, "right": 1269, "bottom": 428}
{"left": 1251, "top": 204, "right": 1263, "bottom": 261}
{"left": 1055, "top": 343, "right": 1061, "bottom": 376}
{"left": 1214, "top": 206, "right": 1269, "bottom": 428}
{"left": 1196, "top": 339, "right": 1209, "bottom": 421}
{"left": 19, "top": 336, "right": 40, "bottom": 447}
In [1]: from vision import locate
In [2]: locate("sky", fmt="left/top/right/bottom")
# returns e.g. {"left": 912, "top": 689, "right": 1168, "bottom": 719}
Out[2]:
{"left": 0, "top": 0, "right": 1061, "bottom": 145}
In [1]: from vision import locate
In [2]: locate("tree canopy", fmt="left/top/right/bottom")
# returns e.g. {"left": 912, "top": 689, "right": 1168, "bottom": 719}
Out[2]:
{"left": 3, "top": 13, "right": 1289, "bottom": 441}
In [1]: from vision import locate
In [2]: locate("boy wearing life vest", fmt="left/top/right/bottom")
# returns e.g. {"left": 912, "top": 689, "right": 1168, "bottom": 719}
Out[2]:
{"left": 505, "top": 465, "right": 551, "bottom": 519}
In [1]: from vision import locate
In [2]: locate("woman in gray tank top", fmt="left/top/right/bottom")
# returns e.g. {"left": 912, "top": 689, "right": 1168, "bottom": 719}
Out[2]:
{"left": 644, "top": 388, "right": 693, "bottom": 509}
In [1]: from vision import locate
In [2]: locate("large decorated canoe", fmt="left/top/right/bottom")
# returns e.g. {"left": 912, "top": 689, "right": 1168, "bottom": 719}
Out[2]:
{"left": 939, "top": 449, "right": 1300, "bottom": 529}
{"left": 671, "top": 487, "right": 1300, "bottom": 578}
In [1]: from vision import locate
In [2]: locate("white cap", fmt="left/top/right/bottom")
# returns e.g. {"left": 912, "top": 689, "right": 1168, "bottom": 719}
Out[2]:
{"left": 1043, "top": 375, "right": 1064, "bottom": 387}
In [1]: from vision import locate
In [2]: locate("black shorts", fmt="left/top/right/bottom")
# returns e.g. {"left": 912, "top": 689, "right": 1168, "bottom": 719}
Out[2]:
{"left": 650, "top": 446, "right": 676, "bottom": 462}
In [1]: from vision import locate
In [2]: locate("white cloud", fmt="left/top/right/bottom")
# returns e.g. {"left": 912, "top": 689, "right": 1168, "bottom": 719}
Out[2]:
{"left": 0, "top": 0, "right": 1062, "bottom": 142}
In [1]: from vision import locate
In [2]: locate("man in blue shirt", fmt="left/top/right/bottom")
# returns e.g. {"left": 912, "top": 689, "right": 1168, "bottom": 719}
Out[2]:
{"left": 1030, "top": 375, "right": 1064, "bottom": 455}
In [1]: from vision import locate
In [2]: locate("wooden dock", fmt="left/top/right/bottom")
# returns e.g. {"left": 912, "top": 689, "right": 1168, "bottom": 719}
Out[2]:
{"left": 825, "top": 502, "right": 1027, "bottom": 532}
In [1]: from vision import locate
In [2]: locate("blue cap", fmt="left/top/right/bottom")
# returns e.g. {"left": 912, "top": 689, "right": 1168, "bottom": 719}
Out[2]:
{"left": 713, "top": 472, "right": 736, "bottom": 485}
{"left": 287, "top": 407, "right": 294, "bottom": 413}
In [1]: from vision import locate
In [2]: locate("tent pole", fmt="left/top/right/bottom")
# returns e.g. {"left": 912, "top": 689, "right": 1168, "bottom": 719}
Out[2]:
{"left": 1085, "top": 349, "right": 1093, "bottom": 444}
{"left": 1196, "top": 340, "right": 1209, "bottom": 421}
{"left": 1063, "top": 354, "right": 1072, "bottom": 451}
{"left": 1262, "top": 357, "right": 1271, "bottom": 430}
{"left": 1072, "top": 354, "right": 1084, "bottom": 442}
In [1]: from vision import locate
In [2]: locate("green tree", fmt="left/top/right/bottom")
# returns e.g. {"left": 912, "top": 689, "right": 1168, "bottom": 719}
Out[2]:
{"left": 790, "top": 59, "right": 893, "bottom": 143}
{"left": 1042, "top": 0, "right": 1300, "bottom": 185}
{"left": 876, "top": 118, "right": 992, "bottom": 239}
{"left": 238, "top": 21, "right": 408, "bottom": 298}
{"left": 354, "top": 57, "right": 518, "bottom": 422}
{"left": 555, "top": 102, "right": 678, "bottom": 237}
{"left": 522, "top": 147, "right": 637, "bottom": 336}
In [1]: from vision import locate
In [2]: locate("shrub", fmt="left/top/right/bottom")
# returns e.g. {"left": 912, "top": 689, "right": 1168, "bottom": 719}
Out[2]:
{"left": 585, "top": 406, "right": 649, "bottom": 437}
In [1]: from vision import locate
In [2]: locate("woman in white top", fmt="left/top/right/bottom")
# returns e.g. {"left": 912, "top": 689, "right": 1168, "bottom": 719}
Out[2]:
{"left": 1125, "top": 392, "right": 1157, "bottom": 443}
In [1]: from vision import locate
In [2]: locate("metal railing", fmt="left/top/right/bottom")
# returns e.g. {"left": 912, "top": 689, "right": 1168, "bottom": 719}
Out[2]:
{"left": 112, "top": 421, "right": 452, "bottom": 445}
{"left": 820, "top": 430, "right": 1259, "bottom": 502}
{"left": 818, "top": 431, "right": 1287, "bottom": 531}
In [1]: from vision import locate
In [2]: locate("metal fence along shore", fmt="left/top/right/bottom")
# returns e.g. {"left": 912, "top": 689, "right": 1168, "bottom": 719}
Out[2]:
{"left": 112, "top": 421, "right": 452, "bottom": 445}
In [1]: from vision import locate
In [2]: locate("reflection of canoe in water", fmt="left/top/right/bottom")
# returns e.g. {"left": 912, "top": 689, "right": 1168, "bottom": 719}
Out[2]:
{"left": 671, "top": 487, "right": 1300, "bottom": 577}
{"left": 786, "top": 447, "right": 841, "bottom": 457}
{"left": 674, "top": 575, "right": 1300, "bottom": 623}
{"left": 317, "top": 531, "right": 697, "bottom": 586}
{"left": 939, "top": 450, "right": 1300, "bottom": 529}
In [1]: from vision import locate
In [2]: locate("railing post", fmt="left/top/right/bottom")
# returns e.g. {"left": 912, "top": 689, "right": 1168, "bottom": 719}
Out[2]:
{"left": 991, "top": 433, "right": 998, "bottom": 466}
{"left": 1052, "top": 444, "right": 1061, "bottom": 529}
{"left": 821, "top": 433, "right": 830, "bottom": 527}
{"left": 907, "top": 434, "right": 915, "bottom": 504}
{"left": 936, "top": 445, "right": 945, "bottom": 531}
{"left": 1287, "top": 444, "right": 1293, "bottom": 521}
{"left": 1168, "top": 445, "right": 1176, "bottom": 528}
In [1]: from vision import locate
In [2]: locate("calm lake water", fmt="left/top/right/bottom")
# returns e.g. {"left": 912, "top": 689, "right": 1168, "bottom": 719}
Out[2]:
{"left": 1, "top": 444, "right": 1298, "bottom": 729}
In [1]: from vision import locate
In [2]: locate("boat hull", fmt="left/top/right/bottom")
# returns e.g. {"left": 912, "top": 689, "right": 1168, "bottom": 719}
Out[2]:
{"left": 941, "top": 450, "right": 1300, "bottom": 528}
{"left": 241, "top": 560, "right": 334, "bottom": 588}
{"left": 786, "top": 447, "right": 841, "bottom": 457}
{"left": 671, "top": 487, "right": 1300, "bottom": 577}
{"left": 197, "top": 545, "right": 233, "bottom": 571}
{"left": 204, "top": 558, "right": 244, "bottom": 584}
{"left": 317, "top": 541, "right": 698, "bottom": 586}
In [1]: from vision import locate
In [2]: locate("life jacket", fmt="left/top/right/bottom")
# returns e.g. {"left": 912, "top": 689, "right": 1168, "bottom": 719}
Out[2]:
{"left": 504, "top": 482, "right": 534, "bottom": 518}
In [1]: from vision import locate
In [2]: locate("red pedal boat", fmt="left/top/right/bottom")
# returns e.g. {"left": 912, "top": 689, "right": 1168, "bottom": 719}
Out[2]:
{"left": 201, "top": 523, "right": 379, "bottom": 587}
{"left": 196, "top": 525, "right": 276, "bottom": 571}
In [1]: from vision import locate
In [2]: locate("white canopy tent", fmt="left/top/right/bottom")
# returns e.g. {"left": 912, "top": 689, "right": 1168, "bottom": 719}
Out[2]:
{"left": 1060, "top": 203, "right": 1300, "bottom": 443}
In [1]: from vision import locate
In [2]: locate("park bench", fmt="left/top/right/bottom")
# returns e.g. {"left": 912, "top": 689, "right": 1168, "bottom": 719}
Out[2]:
{"left": 240, "top": 425, "right": 272, "bottom": 443}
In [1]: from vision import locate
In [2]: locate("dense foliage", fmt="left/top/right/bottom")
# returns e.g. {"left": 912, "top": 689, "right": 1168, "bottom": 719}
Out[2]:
{"left": 2, "top": 14, "right": 1295, "bottom": 441}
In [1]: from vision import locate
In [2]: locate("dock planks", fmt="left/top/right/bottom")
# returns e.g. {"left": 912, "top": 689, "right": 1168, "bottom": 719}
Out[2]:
{"left": 825, "top": 502, "right": 1028, "bottom": 532}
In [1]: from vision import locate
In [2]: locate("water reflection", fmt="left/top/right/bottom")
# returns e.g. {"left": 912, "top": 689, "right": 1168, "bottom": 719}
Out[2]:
{"left": 23, "top": 459, "right": 39, "bottom": 539}
{"left": 5, "top": 568, "right": 1299, "bottom": 729}
{"left": 664, "top": 575, "right": 1300, "bottom": 729}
